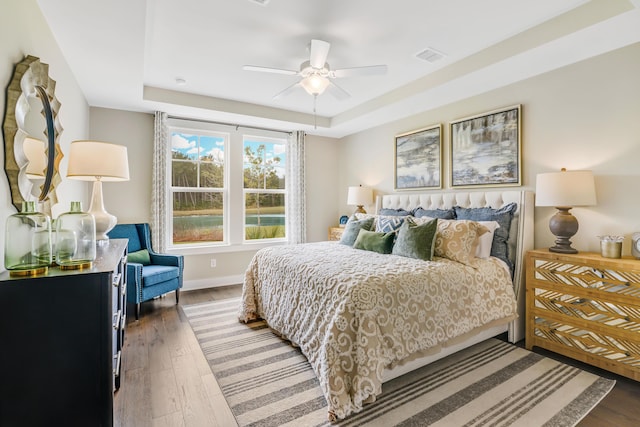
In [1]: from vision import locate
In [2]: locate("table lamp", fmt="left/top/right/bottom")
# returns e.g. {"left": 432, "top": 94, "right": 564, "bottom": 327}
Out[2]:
{"left": 66, "top": 140, "right": 130, "bottom": 240}
{"left": 535, "top": 168, "right": 596, "bottom": 254}
{"left": 347, "top": 185, "right": 373, "bottom": 214}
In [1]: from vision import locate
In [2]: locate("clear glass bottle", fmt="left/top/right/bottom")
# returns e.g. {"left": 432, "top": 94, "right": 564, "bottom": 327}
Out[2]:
{"left": 56, "top": 201, "right": 96, "bottom": 269}
{"left": 4, "top": 201, "right": 52, "bottom": 276}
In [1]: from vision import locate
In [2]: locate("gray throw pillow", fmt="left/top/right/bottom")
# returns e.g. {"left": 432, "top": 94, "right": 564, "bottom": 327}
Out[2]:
{"left": 353, "top": 229, "right": 395, "bottom": 254}
{"left": 339, "top": 217, "right": 375, "bottom": 246}
{"left": 392, "top": 217, "right": 438, "bottom": 261}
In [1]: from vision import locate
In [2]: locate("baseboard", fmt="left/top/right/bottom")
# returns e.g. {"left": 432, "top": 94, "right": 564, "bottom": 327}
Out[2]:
{"left": 183, "top": 274, "right": 243, "bottom": 291}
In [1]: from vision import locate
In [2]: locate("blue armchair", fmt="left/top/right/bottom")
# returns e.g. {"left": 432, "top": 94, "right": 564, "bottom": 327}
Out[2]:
{"left": 108, "top": 223, "right": 184, "bottom": 319}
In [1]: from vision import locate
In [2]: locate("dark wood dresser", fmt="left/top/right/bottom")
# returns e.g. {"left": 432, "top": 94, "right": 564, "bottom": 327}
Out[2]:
{"left": 0, "top": 239, "right": 127, "bottom": 426}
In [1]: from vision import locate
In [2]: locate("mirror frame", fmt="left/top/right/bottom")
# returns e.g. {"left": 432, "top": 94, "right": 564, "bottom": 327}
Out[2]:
{"left": 2, "top": 55, "right": 63, "bottom": 213}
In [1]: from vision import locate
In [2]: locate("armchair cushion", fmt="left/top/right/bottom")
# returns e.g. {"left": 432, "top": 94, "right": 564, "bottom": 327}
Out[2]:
{"left": 141, "top": 265, "right": 180, "bottom": 287}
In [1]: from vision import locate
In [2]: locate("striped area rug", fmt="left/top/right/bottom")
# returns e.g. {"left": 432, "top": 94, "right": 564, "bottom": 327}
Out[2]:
{"left": 183, "top": 298, "right": 615, "bottom": 427}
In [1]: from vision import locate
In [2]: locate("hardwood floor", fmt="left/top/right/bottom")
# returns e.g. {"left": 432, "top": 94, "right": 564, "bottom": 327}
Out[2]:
{"left": 115, "top": 285, "right": 640, "bottom": 426}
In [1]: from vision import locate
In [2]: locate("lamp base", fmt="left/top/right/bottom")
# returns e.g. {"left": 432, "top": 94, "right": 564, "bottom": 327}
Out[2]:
{"left": 89, "top": 180, "right": 117, "bottom": 241}
{"left": 353, "top": 205, "right": 367, "bottom": 215}
{"left": 548, "top": 207, "right": 579, "bottom": 254}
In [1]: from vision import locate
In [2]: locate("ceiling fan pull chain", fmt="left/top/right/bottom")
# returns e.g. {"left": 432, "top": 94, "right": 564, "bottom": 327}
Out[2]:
{"left": 313, "top": 94, "right": 317, "bottom": 129}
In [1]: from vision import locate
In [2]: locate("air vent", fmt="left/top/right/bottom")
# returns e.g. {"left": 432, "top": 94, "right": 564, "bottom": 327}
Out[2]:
{"left": 248, "top": 0, "right": 271, "bottom": 5}
{"left": 415, "top": 47, "right": 446, "bottom": 63}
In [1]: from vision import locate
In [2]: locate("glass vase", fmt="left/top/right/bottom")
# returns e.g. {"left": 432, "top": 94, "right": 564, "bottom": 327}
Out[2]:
{"left": 4, "top": 201, "right": 52, "bottom": 276}
{"left": 55, "top": 201, "right": 96, "bottom": 269}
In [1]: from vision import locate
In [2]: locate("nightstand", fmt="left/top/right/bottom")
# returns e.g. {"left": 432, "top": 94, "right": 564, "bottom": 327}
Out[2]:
{"left": 328, "top": 226, "right": 344, "bottom": 241}
{"left": 525, "top": 249, "right": 640, "bottom": 381}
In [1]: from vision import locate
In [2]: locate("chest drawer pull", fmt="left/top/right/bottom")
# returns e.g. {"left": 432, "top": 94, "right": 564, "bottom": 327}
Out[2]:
{"left": 112, "top": 310, "right": 121, "bottom": 330}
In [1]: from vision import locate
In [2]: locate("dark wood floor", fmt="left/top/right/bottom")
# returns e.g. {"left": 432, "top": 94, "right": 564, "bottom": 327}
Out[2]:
{"left": 115, "top": 285, "right": 640, "bottom": 426}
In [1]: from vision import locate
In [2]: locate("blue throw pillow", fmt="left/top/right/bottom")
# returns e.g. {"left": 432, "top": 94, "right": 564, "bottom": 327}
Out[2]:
{"left": 453, "top": 203, "right": 517, "bottom": 273}
{"left": 339, "top": 217, "right": 375, "bottom": 246}
{"left": 378, "top": 208, "right": 412, "bottom": 216}
{"left": 412, "top": 207, "right": 456, "bottom": 219}
{"left": 376, "top": 216, "right": 406, "bottom": 233}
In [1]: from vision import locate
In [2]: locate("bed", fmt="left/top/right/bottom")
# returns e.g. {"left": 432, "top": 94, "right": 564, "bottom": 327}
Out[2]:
{"left": 239, "top": 190, "right": 534, "bottom": 421}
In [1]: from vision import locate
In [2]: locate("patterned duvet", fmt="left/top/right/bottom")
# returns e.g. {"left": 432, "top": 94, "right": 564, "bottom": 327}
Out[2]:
{"left": 239, "top": 241, "right": 518, "bottom": 420}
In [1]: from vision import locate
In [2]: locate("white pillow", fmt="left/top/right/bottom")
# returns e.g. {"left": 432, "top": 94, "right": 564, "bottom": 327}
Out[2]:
{"left": 475, "top": 221, "right": 500, "bottom": 258}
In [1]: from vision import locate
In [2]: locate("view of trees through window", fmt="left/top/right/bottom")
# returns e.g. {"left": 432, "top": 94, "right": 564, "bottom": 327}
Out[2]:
{"left": 169, "top": 129, "right": 286, "bottom": 246}
{"left": 243, "top": 138, "right": 286, "bottom": 240}
{"left": 171, "top": 132, "right": 226, "bottom": 245}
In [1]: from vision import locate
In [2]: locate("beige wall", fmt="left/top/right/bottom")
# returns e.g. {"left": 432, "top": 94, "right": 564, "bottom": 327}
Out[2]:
{"left": 338, "top": 42, "right": 640, "bottom": 255}
{"left": 0, "top": 0, "right": 90, "bottom": 270}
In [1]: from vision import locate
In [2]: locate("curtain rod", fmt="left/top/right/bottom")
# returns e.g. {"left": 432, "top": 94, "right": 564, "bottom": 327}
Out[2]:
{"left": 166, "top": 114, "right": 293, "bottom": 135}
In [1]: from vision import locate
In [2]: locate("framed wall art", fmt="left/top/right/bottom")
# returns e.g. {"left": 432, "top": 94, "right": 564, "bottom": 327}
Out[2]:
{"left": 394, "top": 124, "right": 442, "bottom": 190}
{"left": 449, "top": 105, "right": 521, "bottom": 188}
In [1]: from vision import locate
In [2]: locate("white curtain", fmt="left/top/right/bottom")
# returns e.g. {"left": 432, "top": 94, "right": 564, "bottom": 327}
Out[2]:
{"left": 286, "top": 131, "right": 306, "bottom": 244}
{"left": 151, "top": 111, "right": 168, "bottom": 252}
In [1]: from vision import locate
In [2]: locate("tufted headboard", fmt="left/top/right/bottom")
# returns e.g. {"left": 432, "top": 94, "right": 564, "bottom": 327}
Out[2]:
{"left": 376, "top": 190, "right": 534, "bottom": 342}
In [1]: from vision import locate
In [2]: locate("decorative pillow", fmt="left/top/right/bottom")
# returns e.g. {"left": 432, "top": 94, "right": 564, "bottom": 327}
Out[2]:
{"left": 376, "top": 215, "right": 406, "bottom": 233}
{"left": 392, "top": 217, "right": 438, "bottom": 261}
{"left": 434, "top": 219, "right": 489, "bottom": 267}
{"left": 378, "top": 208, "right": 412, "bottom": 217}
{"left": 128, "top": 249, "right": 151, "bottom": 265}
{"left": 454, "top": 203, "right": 517, "bottom": 271}
{"left": 339, "top": 217, "right": 375, "bottom": 246}
{"left": 412, "top": 207, "right": 456, "bottom": 219}
{"left": 353, "top": 229, "right": 395, "bottom": 254}
{"left": 475, "top": 221, "right": 500, "bottom": 258}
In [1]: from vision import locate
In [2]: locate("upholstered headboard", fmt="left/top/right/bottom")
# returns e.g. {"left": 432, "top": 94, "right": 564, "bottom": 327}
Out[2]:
{"left": 376, "top": 190, "right": 534, "bottom": 342}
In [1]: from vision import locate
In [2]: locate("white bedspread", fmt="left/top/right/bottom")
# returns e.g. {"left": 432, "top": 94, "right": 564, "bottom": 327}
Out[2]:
{"left": 239, "top": 241, "right": 518, "bottom": 420}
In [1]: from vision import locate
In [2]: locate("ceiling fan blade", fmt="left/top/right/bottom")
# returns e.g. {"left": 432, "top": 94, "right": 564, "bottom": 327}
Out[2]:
{"left": 273, "top": 81, "right": 301, "bottom": 99}
{"left": 326, "top": 80, "right": 350, "bottom": 100}
{"left": 243, "top": 65, "right": 298, "bottom": 76}
{"left": 309, "top": 39, "right": 330, "bottom": 69}
{"left": 331, "top": 65, "right": 388, "bottom": 78}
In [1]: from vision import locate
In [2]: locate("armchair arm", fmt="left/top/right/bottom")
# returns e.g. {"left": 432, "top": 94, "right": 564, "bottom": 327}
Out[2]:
{"left": 126, "top": 262, "right": 144, "bottom": 304}
{"left": 149, "top": 253, "right": 183, "bottom": 268}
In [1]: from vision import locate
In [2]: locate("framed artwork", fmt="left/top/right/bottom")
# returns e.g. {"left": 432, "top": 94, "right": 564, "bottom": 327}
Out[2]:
{"left": 394, "top": 124, "right": 442, "bottom": 190}
{"left": 449, "top": 105, "right": 521, "bottom": 188}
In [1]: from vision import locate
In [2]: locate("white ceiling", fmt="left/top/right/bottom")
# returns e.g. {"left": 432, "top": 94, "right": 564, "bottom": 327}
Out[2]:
{"left": 36, "top": 0, "right": 640, "bottom": 138}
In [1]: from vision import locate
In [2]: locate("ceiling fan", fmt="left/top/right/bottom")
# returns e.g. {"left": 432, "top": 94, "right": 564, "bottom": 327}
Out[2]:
{"left": 243, "top": 39, "right": 387, "bottom": 100}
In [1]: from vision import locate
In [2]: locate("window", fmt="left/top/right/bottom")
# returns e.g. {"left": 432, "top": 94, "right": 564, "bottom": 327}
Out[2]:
{"left": 166, "top": 121, "right": 288, "bottom": 250}
{"left": 243, "top": 137, "right": 286, "bottom": 241}
{"left": 170, "top": 131, "right": 227, "bottom": 246}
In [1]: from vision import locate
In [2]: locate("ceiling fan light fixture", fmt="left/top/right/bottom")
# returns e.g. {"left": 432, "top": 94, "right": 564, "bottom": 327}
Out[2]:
{"left": 300, "top": 74, "right": 330, "bottom": 96}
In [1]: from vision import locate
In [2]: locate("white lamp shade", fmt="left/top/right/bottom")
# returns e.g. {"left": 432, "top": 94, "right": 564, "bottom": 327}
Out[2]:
{"left": 67, "top": 140, "right": 130, "bottom": 181}
{"left": 23, "top": 136, "right": 47, "bottom": 179}
{"left": 347, "top": 186, "right": 373, "bottom": 206}
{"left": 535, "top": 170, "right": 596, "bottom": 207}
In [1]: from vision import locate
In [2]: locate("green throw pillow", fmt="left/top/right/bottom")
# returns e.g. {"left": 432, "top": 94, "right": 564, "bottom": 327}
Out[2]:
{"left": 339, "top": 217, "right": 375, "bottom": 246}
{"left": 392, "top": 217, "right": 438, "bottom": 261}
{"left": 353, "top": 229, "right": 395, "bottom": 254}
{"left": 128, "top": 249, "right": 151, "bottom": 265}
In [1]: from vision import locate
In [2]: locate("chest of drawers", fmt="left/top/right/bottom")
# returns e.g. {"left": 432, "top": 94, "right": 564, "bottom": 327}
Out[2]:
{"left": 0, "top": 239, "right": 127, "bottom": 426}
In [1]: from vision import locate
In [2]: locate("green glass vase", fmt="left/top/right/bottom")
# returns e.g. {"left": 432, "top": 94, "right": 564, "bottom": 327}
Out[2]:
{"left": 4, "top": 201, "right": 52, "bottom": 276}
{"left": 55, "top": 201, "right": 96, "bottom": 269}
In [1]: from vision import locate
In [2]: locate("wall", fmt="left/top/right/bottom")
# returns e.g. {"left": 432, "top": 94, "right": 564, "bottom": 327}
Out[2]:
{"left": 88, "top": 107, "right": 341, "bottom": 288}
{"left": 338, "top": 42, "right": 640, "bottom": 255}
{"left": 0, "top": 0, "right": 90, "bottom": 270}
